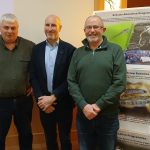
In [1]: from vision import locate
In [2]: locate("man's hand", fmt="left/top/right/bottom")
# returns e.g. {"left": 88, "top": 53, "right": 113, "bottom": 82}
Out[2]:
{"left": 44, "top": 105, "right": 56, "bottom": 113}
{"left": 26, "top": 87, "right": 32, "bottom": 96}
{"left": 38, "top": 95, "right": 57, "bottom": 113}
{"left": 92, "top": 104, "right": 101, "bottom": 113}
{"left": 83, "top": 104, "right": 98, "bottom": 120}
{"left": 83, "top": 104, "right": 101, "bottom": 120}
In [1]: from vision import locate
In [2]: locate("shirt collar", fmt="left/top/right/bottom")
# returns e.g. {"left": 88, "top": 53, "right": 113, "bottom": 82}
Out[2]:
{"left": 46, "top": 39, "right": 59, "bottom": 48}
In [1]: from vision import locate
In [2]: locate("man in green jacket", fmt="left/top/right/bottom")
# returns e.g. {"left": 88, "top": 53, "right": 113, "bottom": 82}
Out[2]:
{"left": 67, "top": 15, "right": 126, "bottom": 150}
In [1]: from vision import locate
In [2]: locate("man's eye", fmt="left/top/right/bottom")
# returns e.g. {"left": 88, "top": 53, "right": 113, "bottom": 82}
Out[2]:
{"left": 51, "top": 24, "right": 56, "bottom": 27}
{"left": 3, "top": 26, "right": 9, "bottom": 30}
{"left": 3, "top": 26, "right": 16, "bottom": 30}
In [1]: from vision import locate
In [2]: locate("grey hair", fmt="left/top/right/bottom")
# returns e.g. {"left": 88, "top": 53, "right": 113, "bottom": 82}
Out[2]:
{"left": 0, "top": 13, "right": 18, "bottom": 25}
{"left": 84, "top": 15, "right": 104, "bottom": 28}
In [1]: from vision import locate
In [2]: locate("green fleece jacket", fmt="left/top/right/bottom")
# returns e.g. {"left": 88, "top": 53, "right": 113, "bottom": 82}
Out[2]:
{"left": 67, "top": 36, "right": 126, "bottom": 115}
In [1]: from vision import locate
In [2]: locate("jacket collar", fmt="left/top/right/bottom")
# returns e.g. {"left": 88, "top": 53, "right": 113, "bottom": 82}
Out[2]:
{"left": 82, "top": 35, "right": 108, "bottom": 51}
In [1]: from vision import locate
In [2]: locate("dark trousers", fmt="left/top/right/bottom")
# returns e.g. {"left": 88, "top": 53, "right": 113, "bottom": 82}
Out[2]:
{"left": 0, "top": 95, "right": 33, "bottom": 150}
{"left": 40, "top": 106, "right": 73, "bottom": 150}
{"left": 76, "top": 111, "right": 119, "bottom": 150}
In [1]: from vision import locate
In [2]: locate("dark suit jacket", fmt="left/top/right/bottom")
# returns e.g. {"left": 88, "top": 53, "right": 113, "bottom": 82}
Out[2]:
{"left": 30, "top": 39, "right": 76, "bottom": 108}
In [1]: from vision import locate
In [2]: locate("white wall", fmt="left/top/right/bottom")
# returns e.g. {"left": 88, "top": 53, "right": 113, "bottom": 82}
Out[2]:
{"left": 11, "top": 0, "right": 93, "bottom": 47}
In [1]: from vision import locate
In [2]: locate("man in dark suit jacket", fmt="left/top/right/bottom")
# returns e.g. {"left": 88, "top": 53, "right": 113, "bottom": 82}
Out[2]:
{"left": 30, "top": 15, "right": 76, "bottom": 150}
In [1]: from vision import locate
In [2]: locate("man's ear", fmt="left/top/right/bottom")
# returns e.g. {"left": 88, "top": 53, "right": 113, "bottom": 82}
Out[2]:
{"left": 59, "top": 25, "right": 62, "bottom": 32}
{"left": 103, "top": 27, "right": 106, "bottom": 33}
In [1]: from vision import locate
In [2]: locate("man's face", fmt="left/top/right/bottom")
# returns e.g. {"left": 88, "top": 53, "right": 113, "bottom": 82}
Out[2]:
{"left": 44, "top": 16, "right": 61, "bottom": 43}
{"left": 84, "top": 17, "right": 105, "bottom": 43}
{"left": 0, "top": 20, "right": 18, "bottom": 43}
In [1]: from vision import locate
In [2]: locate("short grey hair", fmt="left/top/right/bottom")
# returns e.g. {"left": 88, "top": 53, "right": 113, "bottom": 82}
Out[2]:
{"left": 84, "top": 15, "right": 104, "bottom": 28}
{"left": 0, "top": 13, "right": 18, "bottom": 25}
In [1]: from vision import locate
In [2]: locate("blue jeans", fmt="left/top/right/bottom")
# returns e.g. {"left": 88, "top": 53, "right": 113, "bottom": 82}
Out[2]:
{"left": 0, "top": 95, "right": 33, "bottom": 150}
{"left": 76, "top": 111, "right": 119, "bottom": 150}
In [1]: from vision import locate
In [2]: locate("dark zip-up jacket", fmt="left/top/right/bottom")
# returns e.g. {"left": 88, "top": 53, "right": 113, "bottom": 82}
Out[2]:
{"left": 68, "top": 36, "right": 126, "bottom": 115}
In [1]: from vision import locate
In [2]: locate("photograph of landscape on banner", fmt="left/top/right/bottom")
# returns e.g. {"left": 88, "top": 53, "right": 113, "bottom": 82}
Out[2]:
{"left": 94, "top": 7, "right": 150, "bottom": 150}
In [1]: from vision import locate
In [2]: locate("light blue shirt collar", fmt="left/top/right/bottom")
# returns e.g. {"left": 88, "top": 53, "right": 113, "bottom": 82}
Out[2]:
{"left": 46, "top": 39, "right": 59, "bottom": 49}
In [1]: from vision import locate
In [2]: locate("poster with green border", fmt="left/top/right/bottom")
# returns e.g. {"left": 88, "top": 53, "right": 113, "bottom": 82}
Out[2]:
{"left": 94, "top": 7, "right": 150, "bottom": 150}
{"left": 104, "top": 22, "right": 134, "bottom": 51}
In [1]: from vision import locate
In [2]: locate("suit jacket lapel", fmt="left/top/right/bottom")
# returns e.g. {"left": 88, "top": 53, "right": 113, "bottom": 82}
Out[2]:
{"left": 53, "top": 40, "right": 64, "bottom": 81}
{"left": 40, "top": 42, "right": 47, "bottom": 82}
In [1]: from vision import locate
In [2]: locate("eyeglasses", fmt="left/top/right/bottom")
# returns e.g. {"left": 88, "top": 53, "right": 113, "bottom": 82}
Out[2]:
{"left": 84, "top": 25, "right": 104, "bottom": 31}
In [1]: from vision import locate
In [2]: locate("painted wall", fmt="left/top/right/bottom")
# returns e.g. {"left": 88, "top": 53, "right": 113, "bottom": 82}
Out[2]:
{"left": 0, "top": 0, "right": 93, "bottom": 47}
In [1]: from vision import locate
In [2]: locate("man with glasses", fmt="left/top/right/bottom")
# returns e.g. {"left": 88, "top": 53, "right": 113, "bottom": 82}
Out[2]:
{"left": 30, "top": 15, "right": 76, "bottom": 150}
{"left": 68, "top": 15, "right": 126, "bottom": 150}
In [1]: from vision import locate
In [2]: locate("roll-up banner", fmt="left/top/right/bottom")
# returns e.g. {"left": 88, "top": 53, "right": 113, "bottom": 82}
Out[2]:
{"left": 94, "top": 7, "right": 150, "bottom": 150}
